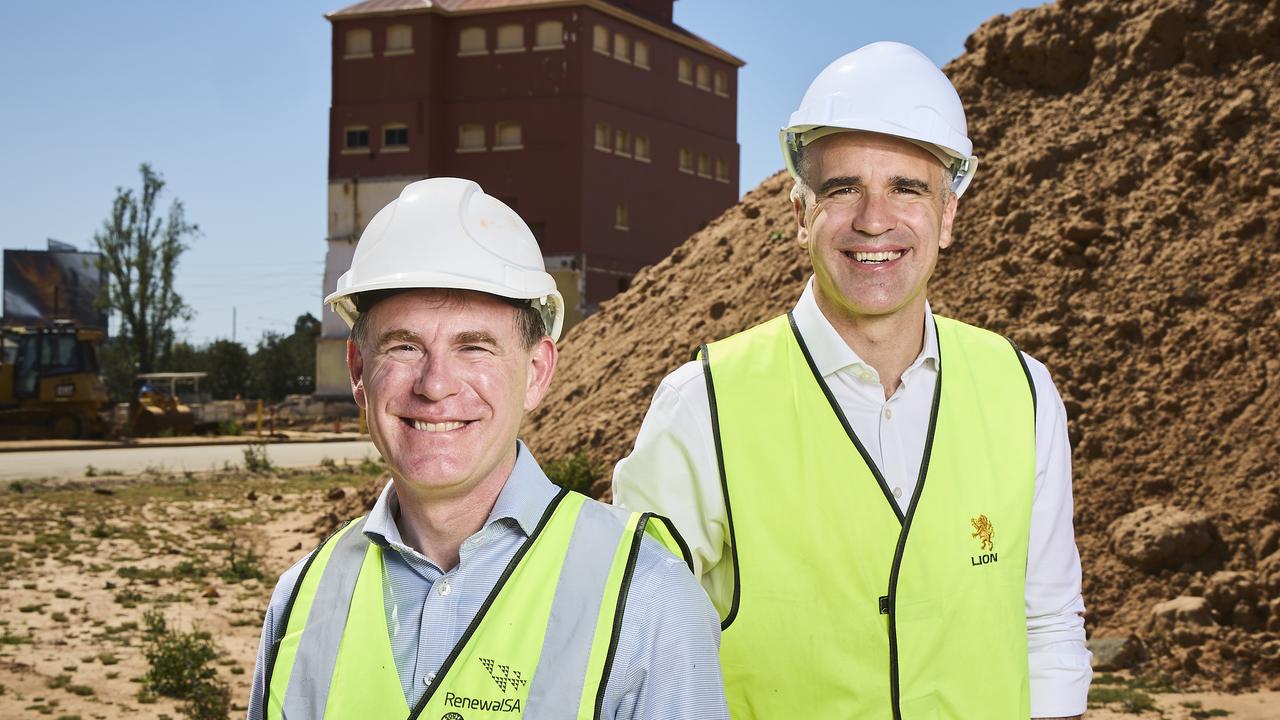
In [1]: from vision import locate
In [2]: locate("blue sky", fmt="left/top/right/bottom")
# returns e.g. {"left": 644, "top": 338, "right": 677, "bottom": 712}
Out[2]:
{"left": 0, "top": 0, "right": 1041, "bottom": 346}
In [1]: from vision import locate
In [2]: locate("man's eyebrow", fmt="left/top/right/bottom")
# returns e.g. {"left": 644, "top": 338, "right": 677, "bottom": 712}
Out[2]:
{"left": 816, "top": 175, "right": 861, "bottom": 195}
{"left": 455, "top": 330, "right": 499, "bottom": 346}
{"left": 377, "top": 329, "right": 422, "bottom": 347}
{"left": 889, "top": 175, "right": 934, "bottom": 193}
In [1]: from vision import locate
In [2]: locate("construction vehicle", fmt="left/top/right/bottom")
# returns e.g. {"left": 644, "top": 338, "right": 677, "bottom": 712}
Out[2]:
{"left": 114, "top": 372, "right": 245, "bottom": 437}
{"left": 0, "top": 321, "right": 109, "bottom": 439}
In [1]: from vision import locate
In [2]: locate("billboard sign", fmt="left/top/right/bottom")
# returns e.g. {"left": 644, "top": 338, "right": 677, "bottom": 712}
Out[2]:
{"left": 3, "top": 249, "right": 108, "bottom": 330}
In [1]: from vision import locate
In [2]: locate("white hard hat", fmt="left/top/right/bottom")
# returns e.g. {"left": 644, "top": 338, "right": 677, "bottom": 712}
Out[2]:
{"left": 781, "top": 41, "right": 978, "bottom": 197}
{"left": 325, "top": 177, "right": 565, "bottom": 341}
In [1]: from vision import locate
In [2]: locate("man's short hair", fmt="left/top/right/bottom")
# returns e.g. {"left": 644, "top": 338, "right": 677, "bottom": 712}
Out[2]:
{"left": 349, "top": 289, "right": 546, "bottom": 351}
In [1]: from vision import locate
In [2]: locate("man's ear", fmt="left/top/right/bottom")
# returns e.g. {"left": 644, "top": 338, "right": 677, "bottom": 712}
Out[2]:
{"left": 792, "top": 189, "right": 810, "bottom": 248}
{"left": 347, "top": 339, "right": 366, "bottom": 408}
{"left": 523, "top": 337, "right": 558, "bottom": 412}
{"left": 939, "top": 192, "right": 958, "bottom": 250}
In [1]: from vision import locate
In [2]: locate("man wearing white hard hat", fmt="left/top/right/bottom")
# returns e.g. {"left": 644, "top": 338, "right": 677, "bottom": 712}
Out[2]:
{"left": 614, "top": 42, "right": 1091, "bottom": 718}
{"left": 246, "top": 178, "right": 728, "bottom": 719}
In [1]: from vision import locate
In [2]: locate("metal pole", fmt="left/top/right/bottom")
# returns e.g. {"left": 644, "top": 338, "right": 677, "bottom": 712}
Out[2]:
{"left": 256, "top": 399, "right": 263, "bottom": 437}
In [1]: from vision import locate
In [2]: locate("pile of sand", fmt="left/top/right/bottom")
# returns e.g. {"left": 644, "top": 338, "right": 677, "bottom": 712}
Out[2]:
{"left": 520, "top": 0, "right": 1280, "bottom": 691}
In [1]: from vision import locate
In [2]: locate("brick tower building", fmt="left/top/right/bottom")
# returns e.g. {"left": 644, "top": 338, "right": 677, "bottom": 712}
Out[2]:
{"left": 315, "top": 0, "right": 742, "bottom": 399}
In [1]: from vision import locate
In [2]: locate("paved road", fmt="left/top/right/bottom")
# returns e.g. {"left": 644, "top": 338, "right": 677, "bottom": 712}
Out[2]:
{"left": 0, "top": 440, "right": 381, "bottom": 481}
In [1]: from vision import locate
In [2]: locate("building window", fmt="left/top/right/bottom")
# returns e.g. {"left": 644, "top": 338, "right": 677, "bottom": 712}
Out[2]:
{"left": 344, "top": 126, "right": 370, "bottom": 150}
{"left": 696, "top": 63, "right": 711, "bottom": 91}
{"left": 696, "top": 151, "right": 716, "bottom": 176}
{"left": 615, "top": 202, "right": 629, "bottom": 231}
{"left": 678, "top": 147, "right": 693, "bottom": 173}
{"left": 634, "top": 134, "right": 650, "bottom": 162}
{"left": 594, "top": 122, "right": 611, "bottom": 152}
{"left": 459, "top": 27, "right": 486, "bottom": 55}
{"left": 592, "top": 25, "right": 609, "bottom": 55}
{"left": 345, "top": 29, "right": 372, "bottom": 59}
{"left": 496, "top": 24, "right": 524, "bottom": 53}
{"left": 534, "top": 21, "right": 563, "bottom": 49}
{"left": 614, "top": 128, "right": 630, "bottom": 157}
{"left": 613, "top": 32, "right": 630, "bottom": 62}
{"left": 677, "top": 57, "right": 692, "bottom": 84}
{"left": 715, "top": 158, "right": 729, "bottom": 182}
{"left": 634, "top": 41, "right": 650, "bottom": 69}
{"left": 714, "top": 70, "right": 728, "bottom": 97}
{"left": 495, "top": 122, "right": 523, "bottom": 150}
{"left": 386, "top": 24, "right": 413, "bottom": 55}
{"left": 383, "top": 124, "right": 409, "bottom": 150}
{"left": 458, "top": 124, "right": 485, "bottom": 152}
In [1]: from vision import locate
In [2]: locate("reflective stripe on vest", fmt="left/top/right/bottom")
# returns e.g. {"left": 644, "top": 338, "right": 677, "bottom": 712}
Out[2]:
{"left": 264, "top": 488, "right": 663, "bottom": 720}
{"left": 700, "top": 313, "right": 1035, "bottom": 720}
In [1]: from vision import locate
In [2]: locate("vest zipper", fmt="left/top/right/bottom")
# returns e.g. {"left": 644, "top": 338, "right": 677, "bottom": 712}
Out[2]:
{"left": 788, "top": 313, "right": 943, "bottom": 720}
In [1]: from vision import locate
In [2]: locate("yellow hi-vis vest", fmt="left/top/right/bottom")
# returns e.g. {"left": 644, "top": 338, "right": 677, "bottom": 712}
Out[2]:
{"left": 262, "top": 489, "right": 687, "bottom": 720}
{"left": 699, "top": 313, "right": 1036, "bottom": 720}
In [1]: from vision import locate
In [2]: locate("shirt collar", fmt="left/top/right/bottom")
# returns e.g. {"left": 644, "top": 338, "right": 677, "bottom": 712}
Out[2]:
{"left": 791, "top": 278, "right": 939, "bottom": 379}
{"left": 362, "top": 440, "right": 559, "bottom": 549}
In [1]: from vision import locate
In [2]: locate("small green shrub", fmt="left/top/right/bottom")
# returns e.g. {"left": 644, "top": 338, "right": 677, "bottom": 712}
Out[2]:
{"left": 543, "top": 450, "right": 604, "bottom": 496}
{"left": 141, "top": 610, "right": 231, "bottom": 719}
{"left": 217, "top": 420, "right": 242, "bottom": 436}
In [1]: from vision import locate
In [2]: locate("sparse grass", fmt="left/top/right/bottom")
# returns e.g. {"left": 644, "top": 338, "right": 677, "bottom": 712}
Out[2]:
{"left": 543, "top": 450, "right": 604, "bottom": 495}
{"left": 1088, "top": 685, "right": 1157, "bottom": 713}
{"left": 46, "top": 675, "right": 71, "bottom": 689}
{"left": 53, "top": 588, "right": 72, "bottom": 599}
{"left": 358, "top": 454, "right": 384, "bottom": 475}
{"left": 242, "top": 444, "right": 274, "bottom": 473}
{"left": 64, "top": 685, "right": 93, "bottom": 697}
{"left": 221, "top": 539, "right": 265, "bottom": 583}
{"left": 98, "top": 652, "right": 120, "bottom": 666}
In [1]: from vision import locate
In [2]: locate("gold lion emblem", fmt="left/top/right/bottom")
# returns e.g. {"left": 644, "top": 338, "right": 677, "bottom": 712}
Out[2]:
{"left": 970, "top": 515, "right": 995, "bottom": 552}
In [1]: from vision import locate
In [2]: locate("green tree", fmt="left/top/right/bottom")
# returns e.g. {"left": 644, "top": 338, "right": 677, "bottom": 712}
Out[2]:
{"left": 248, "top": 314, "right": 319, "bottom": 402}
{"left": 93, "top": 164, "right": 198, "bottom": 375}
{"left": 159, "top": 339, "right": 250, "bottom": 400}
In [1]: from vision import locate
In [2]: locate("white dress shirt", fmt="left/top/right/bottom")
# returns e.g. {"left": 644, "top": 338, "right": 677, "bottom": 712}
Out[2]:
{"left": 613, "top": 279, "right": 1092, "bottom": 718}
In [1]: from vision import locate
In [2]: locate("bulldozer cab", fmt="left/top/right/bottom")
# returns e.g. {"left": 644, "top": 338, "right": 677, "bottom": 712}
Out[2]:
{"left": 0, "top": 321, "right": 108, "bottom": 439}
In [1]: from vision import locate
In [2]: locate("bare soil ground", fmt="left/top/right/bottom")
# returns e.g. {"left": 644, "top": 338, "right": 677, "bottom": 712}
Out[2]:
{"left": 0, "top": 462, "right": 381, "bottom": 720}
{"left": 0, "top": 464, "right": 1274, "bottom": 719}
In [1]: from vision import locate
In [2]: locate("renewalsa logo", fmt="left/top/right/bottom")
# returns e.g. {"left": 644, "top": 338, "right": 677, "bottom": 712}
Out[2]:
{"left": 443, "top": 691, "right": 522, "bottom": 714}
{"left": 479, "top": 657, "right": 528, "bottom": 693}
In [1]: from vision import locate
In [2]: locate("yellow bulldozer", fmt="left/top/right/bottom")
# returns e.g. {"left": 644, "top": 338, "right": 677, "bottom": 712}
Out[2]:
{"left": 0, "top": 320, "right": 109, "bottom": 439}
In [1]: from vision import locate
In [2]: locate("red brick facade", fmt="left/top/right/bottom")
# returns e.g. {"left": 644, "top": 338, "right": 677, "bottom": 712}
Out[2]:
{"left": 326, "top": 0, "right": 741, "bottom": 313}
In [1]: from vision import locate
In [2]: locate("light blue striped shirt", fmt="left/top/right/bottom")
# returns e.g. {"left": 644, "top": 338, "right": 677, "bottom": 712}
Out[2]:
{"left": 246, "top": 442, "right": 727, "bottom": 719}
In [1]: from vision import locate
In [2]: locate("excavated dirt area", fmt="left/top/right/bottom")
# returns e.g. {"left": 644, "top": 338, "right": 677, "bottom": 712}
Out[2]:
{"left": 519, "top": 0, "right": 1280, "bottom": 693}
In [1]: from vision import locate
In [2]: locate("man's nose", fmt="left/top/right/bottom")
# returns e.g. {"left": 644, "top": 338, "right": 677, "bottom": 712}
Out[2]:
{"left": 851, "top": 190, "right": 895, "bottom": 237}
{"left": 413, "top": 353, "right": 461, "bottom": 401}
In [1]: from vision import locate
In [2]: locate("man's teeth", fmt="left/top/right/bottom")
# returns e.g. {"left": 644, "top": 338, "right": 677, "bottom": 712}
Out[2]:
{"left": 853, "top": 250, "right": 905, "bottom": 263}
{"left": 412, "top": 420, "right": 465, "bottom": 432}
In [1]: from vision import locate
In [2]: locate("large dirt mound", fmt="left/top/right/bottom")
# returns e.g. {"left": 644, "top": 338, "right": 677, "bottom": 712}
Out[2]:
{"left": 524, "top": 0, "right": 1280, "bottom": 691}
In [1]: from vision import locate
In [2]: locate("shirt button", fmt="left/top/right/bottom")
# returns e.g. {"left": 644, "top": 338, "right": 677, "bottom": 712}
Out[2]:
{"left": 423, "top": 672, "right": 436, "bottom": 686}
{"left": 437, "top": 581, "right": 452, "bottom": 597}
{"left": 884, "top": 407, "right": 893, "bottom": 420}
{"left": 893, "top": 487, "right": 903, "bottom": 498}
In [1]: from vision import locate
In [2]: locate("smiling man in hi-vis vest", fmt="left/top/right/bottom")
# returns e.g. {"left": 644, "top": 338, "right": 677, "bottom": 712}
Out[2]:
{"left": 614, "top": 42, "right": 1092, "bottom": 719}
{"left": 245, "top": 178, "right": 728, "bottom": 720}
